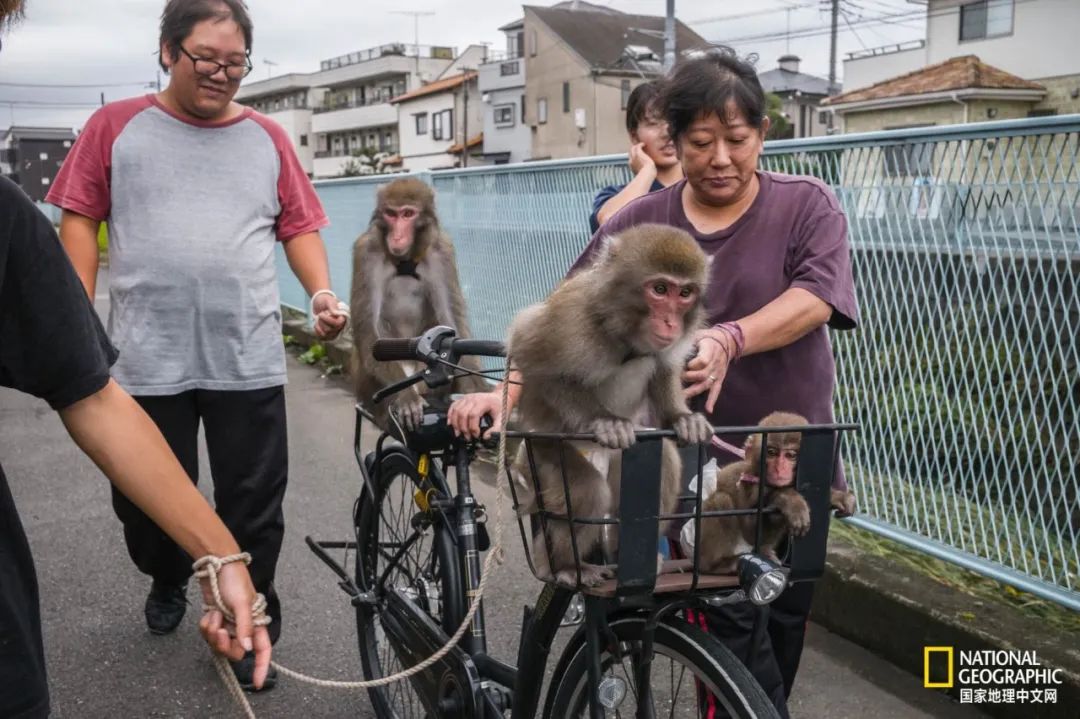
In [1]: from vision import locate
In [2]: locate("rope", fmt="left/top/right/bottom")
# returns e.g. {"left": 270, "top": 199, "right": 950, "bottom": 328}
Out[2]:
{"left": 198, "top": 356, "right": 514, "bottom": 716}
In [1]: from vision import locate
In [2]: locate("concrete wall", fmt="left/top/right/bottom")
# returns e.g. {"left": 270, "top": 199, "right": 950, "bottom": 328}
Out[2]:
{"left": 841, "top": 101, "right": 968, "bottom": 134}
{"left": 481, "top": 86, "right": 529, "bottom": 163}
{"left": 262, "top": 108, "right": 315, "bottom": 175}
{"left": 1031, "top": 74, "right": 1080, "bottom": 115}
{"left": 927, "top": 0, "right": 1080, "bottom": 78}
{"left": 842, "top": 45, "right": 927, "bottom": 93}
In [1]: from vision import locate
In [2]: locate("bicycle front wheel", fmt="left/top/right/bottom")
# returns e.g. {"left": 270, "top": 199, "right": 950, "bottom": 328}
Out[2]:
{"left": 544, "top": 614, "right": 780, "bottom": 719}
{"left": 354, "top": 451, "right": 461, "bottom": 718}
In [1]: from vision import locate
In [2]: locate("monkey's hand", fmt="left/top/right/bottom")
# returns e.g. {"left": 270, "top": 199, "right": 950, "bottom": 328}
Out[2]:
{"left": 775, "top": 490, "right": 811, "bottom": 537}
{"left": 590, "top": 417, "right": 637, "bottom": 449}
{"left": 389, "top": 390, "right": 427, "bottom": 432}
{"left": 672, "top": 412, "right": 715, "bottom": 446}
{"left": 830, "top": 489, "right": 857, "bottom": 518}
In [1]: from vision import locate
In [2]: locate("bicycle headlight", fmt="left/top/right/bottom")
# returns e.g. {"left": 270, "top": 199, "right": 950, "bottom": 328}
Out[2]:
{"left": 737, "top": 554, "right": 789, "bottom": 605}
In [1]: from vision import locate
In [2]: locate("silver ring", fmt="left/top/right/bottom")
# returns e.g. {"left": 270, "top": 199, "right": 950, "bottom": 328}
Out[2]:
{"left": 707, "top": 374, "right": 717, "bottom": 383}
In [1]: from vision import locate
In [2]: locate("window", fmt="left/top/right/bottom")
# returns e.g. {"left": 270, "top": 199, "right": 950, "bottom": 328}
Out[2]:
{"left": 521, "top": 94, "right": 526, "bottom": 123}
{"left": 500, "top": 61, "right": 520, "bottom": 76}
{"left": 529, "top": 29, "right": 537, "bottom": 57}
{"left": 1027, "top": 108, "right": 1058, "bottom": 118}
{"left": 494, "top": 104, "right": 515, "bottom": 127}
{"left": 620, "top": 80, "right": 631, "bottom": 110}
{"left": 415, "top": 112, "right": 429, "bottom": 135}
{"left": 562, "top": 82, "right": 570, "bottom": 113}
{"left": 300, "top": 134, "right": 308, "bottom": 147}
{"left": 960, "top": 0, "right": 1013, "bottom": 41}
{"left": 432, "top": 109, "right": 454, "bottom": 140}
{"left": 537, "top": 97, "right": 548, "bottom": 124}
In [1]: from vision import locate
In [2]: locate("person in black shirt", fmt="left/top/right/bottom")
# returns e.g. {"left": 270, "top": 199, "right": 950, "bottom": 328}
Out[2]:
{"left": 1, "top": 8, "right": 273, "bottom": 708}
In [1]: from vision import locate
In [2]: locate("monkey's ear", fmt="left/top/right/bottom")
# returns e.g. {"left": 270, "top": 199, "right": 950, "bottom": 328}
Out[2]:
{"left": 594, "top": 232, "right": 622, "bottom": 265}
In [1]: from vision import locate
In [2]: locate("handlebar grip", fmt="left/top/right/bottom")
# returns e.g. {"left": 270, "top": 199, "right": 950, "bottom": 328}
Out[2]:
{"left": 451, "top": 339, "right": 506, "bottom": 358}
{"left": 372, "top": 337, "right": 420, "bottom": 362}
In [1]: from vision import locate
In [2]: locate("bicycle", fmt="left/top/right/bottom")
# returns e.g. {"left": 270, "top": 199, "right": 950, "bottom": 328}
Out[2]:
{"left": 307, "top": 325, "right": 855, "bottom": 718}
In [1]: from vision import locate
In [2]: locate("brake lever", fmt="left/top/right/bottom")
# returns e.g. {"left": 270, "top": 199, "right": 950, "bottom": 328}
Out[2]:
{"left": 372, "top": 370, "right": 427, "bottom": 404}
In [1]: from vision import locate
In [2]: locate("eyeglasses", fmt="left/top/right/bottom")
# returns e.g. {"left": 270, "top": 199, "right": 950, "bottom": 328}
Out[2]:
{"left": 177, "top": 45, "right": 252, "bottom": 80}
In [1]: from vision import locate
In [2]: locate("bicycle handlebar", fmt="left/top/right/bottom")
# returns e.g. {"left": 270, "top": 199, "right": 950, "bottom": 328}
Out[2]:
{"left": 371, "top": 326, "right": 506, "bottom": 364}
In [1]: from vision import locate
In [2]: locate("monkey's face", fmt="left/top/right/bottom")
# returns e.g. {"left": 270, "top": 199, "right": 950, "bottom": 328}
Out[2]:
{"left": 381, "top": 205, "right": 422, "bottom": 258}
{"left": 640, "top": 275, "right": 700, "bottom": 351}
{"left": 744, "top": 432, "right": 801, "bottom": 487}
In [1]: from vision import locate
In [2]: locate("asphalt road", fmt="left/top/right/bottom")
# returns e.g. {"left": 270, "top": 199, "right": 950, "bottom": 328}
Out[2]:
{"left": 0, "top": 273, "right": 987, "bottom": 718}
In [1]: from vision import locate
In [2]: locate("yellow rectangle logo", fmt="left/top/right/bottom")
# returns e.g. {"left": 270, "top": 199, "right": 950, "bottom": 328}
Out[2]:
{"left": 924, "top": 646, "right": 954, "bottom": 688}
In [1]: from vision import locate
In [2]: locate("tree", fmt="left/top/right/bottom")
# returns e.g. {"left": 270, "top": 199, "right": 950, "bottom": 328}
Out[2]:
{"left": 765, "top": 93, "right": 792, "bottom": 141}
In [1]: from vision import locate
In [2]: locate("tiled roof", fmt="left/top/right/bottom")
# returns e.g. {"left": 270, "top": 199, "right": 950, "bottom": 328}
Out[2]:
{"left": 392, "top": 72, "right": 477, "bottom": 104}
{"left": 823, "top": 55, "right": 1044, "bottom": 106}
{"left": 448, "top": 133, "right": 483, "bottom": 153}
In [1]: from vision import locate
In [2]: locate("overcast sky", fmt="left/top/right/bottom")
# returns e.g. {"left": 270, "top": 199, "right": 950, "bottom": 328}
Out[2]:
{"left": 0, "top": 0, "right": 924, "bottom": 131}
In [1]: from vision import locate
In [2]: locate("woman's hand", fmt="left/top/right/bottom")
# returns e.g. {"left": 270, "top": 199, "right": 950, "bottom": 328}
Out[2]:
{"left": 448, "top": 390, "right": 504, "bottom": 440}
{"left": 198, "top": 561, "right": 273, "bottom": 689}
{"left": 682, "top": 328, "right": 737, "bottom": 413}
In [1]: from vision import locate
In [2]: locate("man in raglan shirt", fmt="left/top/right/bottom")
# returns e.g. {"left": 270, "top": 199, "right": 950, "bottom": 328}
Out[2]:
{"left": 48, "top": 0, "right": 346, "bottom": 690}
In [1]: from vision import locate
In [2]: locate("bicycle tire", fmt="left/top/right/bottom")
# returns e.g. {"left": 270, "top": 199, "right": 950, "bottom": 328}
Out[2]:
{"left": 354, "top": 451, "right": 462, "bottom": 718}
{"left": 544, "top": 613, "right": 780, "bottom": 719}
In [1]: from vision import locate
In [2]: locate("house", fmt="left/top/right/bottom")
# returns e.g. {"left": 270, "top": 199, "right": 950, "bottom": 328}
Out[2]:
{"left": 824, "top": 55, "right": 1046, "bottom": 134}
{"left": 757, "top": 55, "right": 835, "bottom": 138}
{"left": 831, "top": 0, "right": 1080, "bottom": 132}
{"left": 0, "top": 126, "right": 76, "bottom": 202}
{"left": 477, "top": 18, "right": 529, "bottom": 164}
{"left": 522, "top": 1, "right": 708, "bottom": 160}
{"left": 236, "top": 43, "right": 462, "bottom": 179}
{"left": 393, "top": 70, "right": 486, "bottom": 172}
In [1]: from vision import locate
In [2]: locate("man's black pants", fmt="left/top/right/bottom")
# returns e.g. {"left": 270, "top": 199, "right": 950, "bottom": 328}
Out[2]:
{"left": 110, "top": 386, "right": 288, "bottom": 643}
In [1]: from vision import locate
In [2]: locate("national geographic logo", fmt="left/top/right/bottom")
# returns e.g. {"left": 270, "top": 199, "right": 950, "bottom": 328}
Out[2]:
{"left": 924, "top": 647, "right": 1063, "bottom": 706}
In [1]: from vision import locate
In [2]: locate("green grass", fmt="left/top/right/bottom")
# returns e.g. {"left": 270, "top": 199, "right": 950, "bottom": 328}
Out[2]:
{"left": 831, "top": 519, "right": 1080, "bottom": 634}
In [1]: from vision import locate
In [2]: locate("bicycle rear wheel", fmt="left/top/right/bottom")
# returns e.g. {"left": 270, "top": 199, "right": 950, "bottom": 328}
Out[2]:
{"left": 354, "top": 451, "right": 461, "bottom": 718}
{"left": 544, "top": 614, "right": 780, "bottom": 719}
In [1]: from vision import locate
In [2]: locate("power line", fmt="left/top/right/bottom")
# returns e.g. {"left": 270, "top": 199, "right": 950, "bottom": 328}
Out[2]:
{"left": 691, "top": 2, "right": 818, "bottom": 25}
{"left": 0, "top": 99, "right": 101, "bottom": 108}
{"left": 0, "top": 80, "right": 155, "bottom": 89}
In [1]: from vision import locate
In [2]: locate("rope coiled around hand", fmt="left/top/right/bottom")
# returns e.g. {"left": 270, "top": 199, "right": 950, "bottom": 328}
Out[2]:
{"left": 198, "top": 356, "right": 514, "bottom": 718}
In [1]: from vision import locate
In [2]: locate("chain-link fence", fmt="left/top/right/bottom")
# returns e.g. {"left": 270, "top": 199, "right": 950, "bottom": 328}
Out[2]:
{"left": 279, "top": 114, "right": 1079, "bottom": 610}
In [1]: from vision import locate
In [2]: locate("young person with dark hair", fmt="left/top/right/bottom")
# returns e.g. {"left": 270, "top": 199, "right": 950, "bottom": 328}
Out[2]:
{"left": 0, "top": 3, "right": 271, "bottom": 716}
{"left": 48, "top": 0, "right": 346, "bottom": 691}
{"left": 588, "top": 80, "right": 683, "bottom": 234}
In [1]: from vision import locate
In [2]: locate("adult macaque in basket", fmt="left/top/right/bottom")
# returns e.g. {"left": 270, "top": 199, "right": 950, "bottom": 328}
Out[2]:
{"left": 509, "top": 224, "right": 715, "bottom": 586}
{"left": 697, "top": 411, "right": 856, "bottom": 572}
{"left": 350, "top": 178, "right": 487, "bottom": 432}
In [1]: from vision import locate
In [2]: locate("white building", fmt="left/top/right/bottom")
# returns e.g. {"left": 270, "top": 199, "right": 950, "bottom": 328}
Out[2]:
{"left": 477, "top": 18, "right": 529, "bottom": 164}
{"left": 394, "top": 70, "right": 486, "bottom": 172}
{"left": 842, "top": 0, "right": 1080, "bottom": 96}
{"left": 237, "top": 43, "right": 460, "bottom": 179}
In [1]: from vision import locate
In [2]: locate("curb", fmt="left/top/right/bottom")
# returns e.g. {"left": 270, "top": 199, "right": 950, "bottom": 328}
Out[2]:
{"left": 814, "top": 537, "right": 1080, "bottom": 719}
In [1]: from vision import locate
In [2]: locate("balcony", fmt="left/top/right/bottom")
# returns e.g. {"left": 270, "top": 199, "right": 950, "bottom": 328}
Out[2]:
{"left": 314, "top": 147, "right": 398, "bottom": 159}
{"left": 320, "top": 43, "right": 456, "bottom": 72}
{"left": 311, "top": 101, "right": 398, "bottom": 134}
{"left": 479, "top": 57, "right": 525, "bottom": 94}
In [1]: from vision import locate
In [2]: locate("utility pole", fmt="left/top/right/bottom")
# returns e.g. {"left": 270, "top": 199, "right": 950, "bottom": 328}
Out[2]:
{"left": 663, "top": 0, "right": 676, "bottom": 72}
{"left": 100, "top": 92, "right": 105, "bottom": 107}
{"left": 827, "top": 0, "right": 839, "bottom": 133}
{"left": 390, "top": 11, "right": 435, "bottom": 80}
{"left": 461, "top": 69, "right": 470, "bottom": 168}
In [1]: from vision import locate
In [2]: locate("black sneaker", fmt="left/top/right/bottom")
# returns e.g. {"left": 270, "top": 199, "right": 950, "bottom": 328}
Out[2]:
{"left": 230, "top": 651, "right": 277, "bottom": 692}
{"left": 144, "top": 580, "right": 187, "bottom": 635}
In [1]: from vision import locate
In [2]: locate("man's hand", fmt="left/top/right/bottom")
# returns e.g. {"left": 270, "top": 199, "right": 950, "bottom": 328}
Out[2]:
{"left": 448, "top": 391, "right": 504, "bottom": 440}
{"left": 198, "top": 562, "right": 272, "bottom": 689}
{"left": 312, "top": 292, "right": 347, "bottom": 340}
